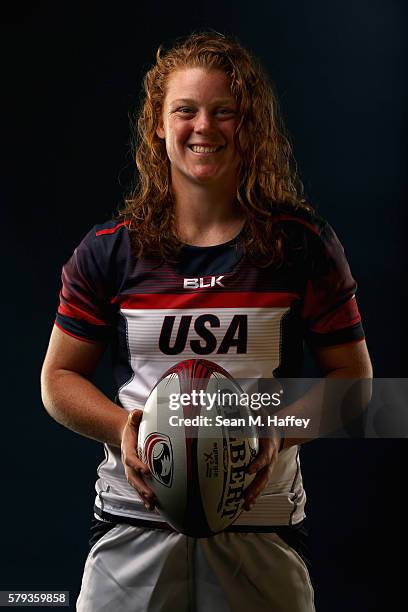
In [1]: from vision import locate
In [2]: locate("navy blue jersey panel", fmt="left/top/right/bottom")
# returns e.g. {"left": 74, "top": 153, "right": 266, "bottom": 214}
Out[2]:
{"left": 305, "top": 322, "right": 365, "bottom": 348}
{"left": 55, "top": 313, "right": 112, "bottom": 343}
{"left": 274, "top": 304, "right": 305, "bottom": 378}
{"left": 110, "top": 311, "right": 135, "bottom": 395}
{"left": 176, "top": 234, "right": 245, "bottom": 277}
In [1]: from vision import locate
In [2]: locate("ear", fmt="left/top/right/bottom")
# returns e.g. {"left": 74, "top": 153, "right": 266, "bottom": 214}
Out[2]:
{"left": 156, "top": 116, "right": 165, "bottom": 140}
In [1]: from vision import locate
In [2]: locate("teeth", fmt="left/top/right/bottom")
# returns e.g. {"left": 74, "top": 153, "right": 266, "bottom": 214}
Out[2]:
{"left": 190, "top": 145, "right": 220, "bottom": 153}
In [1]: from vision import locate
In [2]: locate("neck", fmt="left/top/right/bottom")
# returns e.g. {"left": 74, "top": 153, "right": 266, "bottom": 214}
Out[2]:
{"left": 172, "top": 174, "right": 244, "bottom": 246}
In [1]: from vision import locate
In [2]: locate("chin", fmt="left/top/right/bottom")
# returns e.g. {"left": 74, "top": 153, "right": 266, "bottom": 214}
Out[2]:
{"left": 189, "top": 168, "right": 224, "bottom": 183}
{"left": 174, "top": 165, "right": 230, "bottom": 187}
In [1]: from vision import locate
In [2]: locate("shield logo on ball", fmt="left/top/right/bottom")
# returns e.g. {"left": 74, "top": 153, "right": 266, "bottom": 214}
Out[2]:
{"left": 144, "top": 433, "right": 174, "bottom": 487}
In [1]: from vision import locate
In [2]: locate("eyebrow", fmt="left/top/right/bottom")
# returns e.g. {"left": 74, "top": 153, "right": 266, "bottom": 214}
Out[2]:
{"left": 169, "top": 98, "right": 236, "bottom": 106}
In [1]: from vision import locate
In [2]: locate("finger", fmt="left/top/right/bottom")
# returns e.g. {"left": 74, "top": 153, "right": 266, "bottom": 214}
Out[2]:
{"left": 244, "top": 460, "right": 278, "bottom": 510}
{"left": 247, "top": 435, "right": 281, "bottom": 474}
{"left": 126, "top": 474, "right": 154, "bottom": 500}
{"left": 247, "top": 451, "right": 271, "bottom": 475}
{"left": 244, "top": 470, "right": 269, "bottom": 509}
{"left": 125, "top": 468, "right": 155, "bottom": 507}
{"left": 247, "top": 442, "right": 274, "bottom": 474}
{"left": 122, "top": 453, "right": 150, "bottom": 476}
{"left": 122, "top": 447, "right": 150, "bottom": 475}
{"left": 124, "top": 455, "right": 154, "bottom": 485}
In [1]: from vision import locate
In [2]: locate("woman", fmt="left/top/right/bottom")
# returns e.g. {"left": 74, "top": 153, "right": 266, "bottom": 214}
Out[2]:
{"left": 41, "top": 32, "right": 372, "bottom": 611}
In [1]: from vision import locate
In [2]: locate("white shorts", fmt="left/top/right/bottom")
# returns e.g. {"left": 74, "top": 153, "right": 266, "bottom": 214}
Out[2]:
{"left": 77, "top": 523, "right": 315, "bottom": 612}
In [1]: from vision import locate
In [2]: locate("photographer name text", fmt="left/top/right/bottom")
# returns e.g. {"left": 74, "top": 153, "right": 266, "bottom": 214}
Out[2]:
{"left": 168, "top": 415, "right": 310, "bottom": 429}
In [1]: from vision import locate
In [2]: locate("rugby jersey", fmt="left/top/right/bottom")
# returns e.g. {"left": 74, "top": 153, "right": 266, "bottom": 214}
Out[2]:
{"left": 56, "top": 209, "right": 364, "bottom": 526}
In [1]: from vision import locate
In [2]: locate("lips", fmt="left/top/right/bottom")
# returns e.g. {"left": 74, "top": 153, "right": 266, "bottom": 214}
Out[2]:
{"left": 188, "top": 145, "right": 223, "bottom": 153}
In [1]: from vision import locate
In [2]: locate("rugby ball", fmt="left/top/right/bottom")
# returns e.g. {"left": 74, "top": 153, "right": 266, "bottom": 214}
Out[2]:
{"left": 138, "top": 359, "right": 259, "bottom": 537}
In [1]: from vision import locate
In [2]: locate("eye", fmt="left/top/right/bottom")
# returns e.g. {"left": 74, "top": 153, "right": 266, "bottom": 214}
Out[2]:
{"left": 216, "top": 108, "right": 236, "bottom": 118}
{"left": 175, "top": 107, "right": 195, "bottom": 116}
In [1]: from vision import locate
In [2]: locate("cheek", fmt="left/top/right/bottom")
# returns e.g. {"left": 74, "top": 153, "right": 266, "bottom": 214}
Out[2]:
{"left": 165, "top": 126, "right": 187, "bottom": 161}
{"left": 170, "top": 120, "right": 190, "bottom": 143}
{"left": 225, "top": 123, "right": 238, "bottom": 143}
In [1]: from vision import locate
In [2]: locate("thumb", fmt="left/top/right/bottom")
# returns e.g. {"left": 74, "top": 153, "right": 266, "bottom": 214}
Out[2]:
{"left": 128, "top": 408, "right": 143, "bottom": 428}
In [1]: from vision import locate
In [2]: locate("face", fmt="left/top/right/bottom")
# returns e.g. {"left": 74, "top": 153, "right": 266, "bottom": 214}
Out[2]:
{"left": 156, "top": 67, "right": 240, "bottom": 189}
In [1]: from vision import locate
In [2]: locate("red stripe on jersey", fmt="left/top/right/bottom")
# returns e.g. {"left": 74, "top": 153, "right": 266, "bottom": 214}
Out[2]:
{"left": 311, "top": 298, "right": 361, "bottom": 334}
{"left": 54, "top": 322, "right": 100, "bottom": 344}
{"left": 274, "top": 213, "right": 321, "bottom": 236}
{"left": 113, "top": 291, "right": 299, "bottom": 309}
{"left": 58, "top": 301, "right": 107, "bottom": 325}
{"left": 95, "top": 221, "right": 128, "bottom": 236}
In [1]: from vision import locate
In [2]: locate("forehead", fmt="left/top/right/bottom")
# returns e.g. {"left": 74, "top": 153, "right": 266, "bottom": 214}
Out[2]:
{"left": 164, "top": 67, "right": 235, "bottom": 104}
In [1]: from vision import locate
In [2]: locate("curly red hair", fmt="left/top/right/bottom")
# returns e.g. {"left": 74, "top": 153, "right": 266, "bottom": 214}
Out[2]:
{"left": 119, "top": 31, "right": 311, "bottom": 266}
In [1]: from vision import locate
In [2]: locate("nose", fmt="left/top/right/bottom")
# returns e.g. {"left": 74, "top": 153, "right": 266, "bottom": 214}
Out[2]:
{"left": 193, "top": 110, "right": 214, "bottom": 134}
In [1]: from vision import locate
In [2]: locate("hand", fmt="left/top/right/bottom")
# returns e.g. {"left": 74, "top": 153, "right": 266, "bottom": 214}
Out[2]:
{"left": 243, "top": 429, "right": 282, "bottom": 511}
{"left": 121, "top": 409, "right": 155, "bottom": 511}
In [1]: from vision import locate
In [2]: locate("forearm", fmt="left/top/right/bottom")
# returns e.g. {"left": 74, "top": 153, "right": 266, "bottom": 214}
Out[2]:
{"left": 41, "top": 368, "right": 133, "bottom": 447}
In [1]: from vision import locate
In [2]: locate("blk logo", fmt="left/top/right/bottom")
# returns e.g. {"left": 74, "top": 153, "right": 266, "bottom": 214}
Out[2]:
{"left": 184, "top": 276, "right": 225, "bottom": 289}
{"left": 159, "top": 314, "right": 248, "bottom": 355}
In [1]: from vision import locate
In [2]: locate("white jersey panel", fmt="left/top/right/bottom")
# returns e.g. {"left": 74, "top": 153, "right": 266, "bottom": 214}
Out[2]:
{"left": 96, "top": 305, "right": 307, "bottom": 526}
{"left": 118, "top": 306, "right": 288, "bottom": 407}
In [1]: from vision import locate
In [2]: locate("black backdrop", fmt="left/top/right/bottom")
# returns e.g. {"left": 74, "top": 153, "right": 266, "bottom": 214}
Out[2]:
{"left": 1, "top": 2, "right": 407, "bottom": 611}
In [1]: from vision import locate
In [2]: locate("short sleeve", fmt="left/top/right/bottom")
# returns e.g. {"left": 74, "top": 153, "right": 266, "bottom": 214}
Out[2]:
{"left": 55, "top": 226, "right": 115, "bottom": 343}
{"left": 301, "top": 222, "right": 365, "bottom": 347}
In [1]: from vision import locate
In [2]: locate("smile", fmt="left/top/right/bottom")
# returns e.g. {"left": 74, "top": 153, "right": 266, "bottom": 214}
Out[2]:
{"left": 188, "top": 145, "right": 223, "bottom": 154}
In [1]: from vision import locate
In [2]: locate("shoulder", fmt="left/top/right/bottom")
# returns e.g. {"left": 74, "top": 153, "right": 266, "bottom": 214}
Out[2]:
{"left": 270, "top": 205, "right": 328, "bottom": 238}
{"left": 271, "top": 205, "right": 345, "bottom": 253}
{"left": 81, "top": 219, "right": 130, "bottom": 248}
{"left": 76, "top": 218, "right": 131, "bottom": 261}
{"left": 93, "top": 219, "right": 130, "bottom": 237}
{"left": 268, "top": 205, "right": 353, "bottom": 277}
{"left": 65, "top": 219, "right": 133, "bottom": 290}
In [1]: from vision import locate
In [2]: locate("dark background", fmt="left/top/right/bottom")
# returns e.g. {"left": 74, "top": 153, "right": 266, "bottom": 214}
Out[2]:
{"left": 1, "top": 1, "right": 406, "bottom": 610}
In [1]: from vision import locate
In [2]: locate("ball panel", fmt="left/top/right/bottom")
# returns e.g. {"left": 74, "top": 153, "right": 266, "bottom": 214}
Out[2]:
{"left": 138, "top": 359, "right": 259, "bottom": 537}
{"left": 196, "top": 373, "right": 258, "bottom": 534}
{"left": 138, "top": 376, "right": 188, "bottom": 532}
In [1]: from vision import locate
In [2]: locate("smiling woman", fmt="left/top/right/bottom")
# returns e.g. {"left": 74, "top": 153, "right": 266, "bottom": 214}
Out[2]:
{"left": 41, "top": 31, "right": 372, "bottom": 612}
{"left": 156, "top": 69, "right": 240, "bottom": 186}
{"left": 120, "top": 31, "right": 309, "bottom": 260}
